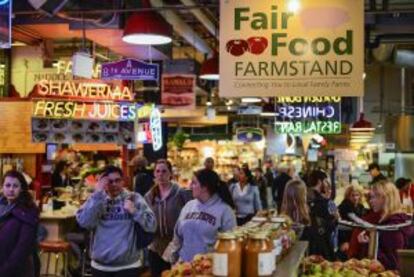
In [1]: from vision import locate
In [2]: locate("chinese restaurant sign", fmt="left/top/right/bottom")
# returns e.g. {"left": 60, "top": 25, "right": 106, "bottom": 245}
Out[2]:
{"left": 275, "top": 96, "right": 341, "bottom": 134}
{"left": 220, "top": 0, "right": 364, "bottom": 97}
{"left": 0, "top": 0, "right": 11, "bottom": 48}
{"left": 101, "top": 59, "right": 159, "bottom": 81}
{"left": 161, "top": 74, "right": 195, "bottom": 109}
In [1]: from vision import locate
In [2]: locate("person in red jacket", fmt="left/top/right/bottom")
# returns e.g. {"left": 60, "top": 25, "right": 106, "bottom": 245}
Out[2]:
{"left": 395, "top": 178, "right": 414, "bottom": 210}
{"left": 357, "top": 181, "right": 413, "bottom": 270}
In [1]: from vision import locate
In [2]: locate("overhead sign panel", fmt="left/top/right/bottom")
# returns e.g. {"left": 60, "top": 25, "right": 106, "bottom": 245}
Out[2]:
{"left": 220, "top": 0, "right": 364, "bottom": 97}
{"left": 101, "top": 59, "right": 159, "bottom": 81}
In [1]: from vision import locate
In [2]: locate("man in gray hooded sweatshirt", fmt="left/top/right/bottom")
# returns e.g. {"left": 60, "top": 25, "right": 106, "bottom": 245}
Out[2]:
{"left": 76, "top": 165, "right": 156, "bottom": 277}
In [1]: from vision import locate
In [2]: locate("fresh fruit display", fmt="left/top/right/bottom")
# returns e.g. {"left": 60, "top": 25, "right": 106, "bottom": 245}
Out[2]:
{"left": 162, "top": 254, "right": 213, "bottom": 277}
{"left": 191, "top": 254, "right": 213, "bottom": 275}
{"left": 301, "top": 256, "right": 399, "bottom": 277}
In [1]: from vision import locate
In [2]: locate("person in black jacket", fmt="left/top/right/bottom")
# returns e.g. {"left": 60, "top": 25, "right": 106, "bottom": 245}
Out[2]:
{"left": 337, "top": 185, "right": 366, "bottom": 260}
{"left": 307, "top": 170, "right": 337, "bottom": 261}
{"left": 51, "top": 160, "right": 72, "bottom": 189}
{"left": 131, "top": 156, "right": 154, "bottom": 196}
{"left": 273, "top": 165, "right": 292, "bottom": 212}
{"left": 366, "top": 163, "right": 387, "bottom": 185}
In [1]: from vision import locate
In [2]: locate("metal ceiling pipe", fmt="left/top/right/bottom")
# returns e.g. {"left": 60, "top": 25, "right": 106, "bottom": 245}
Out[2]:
{"left": 179, "top": 0, "right": 218, "bottom": 39}
{"left": 150, "top": 0, "right": 213, "bottom": 55}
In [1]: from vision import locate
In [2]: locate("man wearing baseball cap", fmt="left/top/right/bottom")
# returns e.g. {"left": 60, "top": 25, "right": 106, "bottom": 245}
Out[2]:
{"left": 366, "top": 162, "right": 387, "bottom": 185}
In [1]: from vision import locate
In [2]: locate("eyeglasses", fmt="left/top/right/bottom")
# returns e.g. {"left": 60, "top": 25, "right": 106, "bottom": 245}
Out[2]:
{"left": 155, "top": 169, "right": 169, "bottom": 173}
{"left": 107, "top": 178, "right": 122, "bottom": 184}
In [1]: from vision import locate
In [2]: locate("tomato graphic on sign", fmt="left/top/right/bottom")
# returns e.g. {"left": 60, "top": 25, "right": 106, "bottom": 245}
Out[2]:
{"left": 247, "top": 37, "right": 268, "bottom": 55}
{"left": 226, "top": 39, "right": 249, "bottom": 56}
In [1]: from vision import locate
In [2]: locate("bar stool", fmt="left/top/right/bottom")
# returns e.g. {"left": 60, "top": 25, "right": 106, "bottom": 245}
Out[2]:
{"left": 39, "top": 240, "right": 71, "bottom": 277}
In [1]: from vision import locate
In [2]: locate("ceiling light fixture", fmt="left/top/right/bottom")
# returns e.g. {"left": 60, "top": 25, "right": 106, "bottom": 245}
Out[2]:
{"left": 199, "top": 53, "right": 219, "bottom": 80}
{"left": 122, "top": 0, "right": 172, "bottom": 45}
{"left": 242, "top": 97, "right": 262, "bottom": 103}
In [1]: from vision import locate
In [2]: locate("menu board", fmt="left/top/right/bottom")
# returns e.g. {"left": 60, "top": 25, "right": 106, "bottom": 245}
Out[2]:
{"left": 32, "top": 118, "right": 134, "bottom": 145}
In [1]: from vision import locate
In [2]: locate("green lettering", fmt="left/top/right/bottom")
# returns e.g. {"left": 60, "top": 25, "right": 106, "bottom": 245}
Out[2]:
{"left": 289, "top": 38, "right": 308, "bottom": 56}
{"left": 251, "top": 12, "right": 268, "bottom": 30}
{"left": 312, "top": 38, "right": 331, "bottom": 55}
{"left": 234, "top": 7, "right": 250, "bottom": 30}
{"left": 271, "top": 33, "right": 287, "bottom": 56}
{"left": 334, "top": 30, "right": 353, "bottom": 55}
{"left": 281, "top": 12, "right": 294, "bottom": 29}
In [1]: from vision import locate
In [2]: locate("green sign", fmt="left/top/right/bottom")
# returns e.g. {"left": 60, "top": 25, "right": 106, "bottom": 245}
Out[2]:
{"left": 275, "top": 121, "right": 341, "bottom": 134}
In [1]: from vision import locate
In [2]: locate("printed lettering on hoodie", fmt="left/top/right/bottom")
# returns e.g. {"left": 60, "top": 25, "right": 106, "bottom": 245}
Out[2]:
{"left": 101, "top": 198, "right": 131, "bottom": 221}
{"left": 184, "top": 211, "right": 216, "bottom": 226}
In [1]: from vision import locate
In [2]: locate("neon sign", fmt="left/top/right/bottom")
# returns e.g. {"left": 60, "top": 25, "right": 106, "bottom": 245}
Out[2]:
{"left": 275, "top": 121, "right": 341, "bottom": 134}
{"left": 150, "top": 107, "right": 163, "bottom": 151}
{"left": 33, "top": 100, "right": 153, "bottom": 122}
{"left": 275, "top": 97, "right": 341, "bottom": 134}
{"left": 36, "top": 80, "right": 133, "bottom": 101}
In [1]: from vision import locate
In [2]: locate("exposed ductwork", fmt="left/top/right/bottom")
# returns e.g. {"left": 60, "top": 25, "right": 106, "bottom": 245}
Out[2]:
{"left": 28, "top": 0, "right": 119, "bottom": 27}
{"left": 179, "top": 0, "right": 218, "bottom": 39}
{"left": 150, "top": 0, "right": 213, "bottom": 56}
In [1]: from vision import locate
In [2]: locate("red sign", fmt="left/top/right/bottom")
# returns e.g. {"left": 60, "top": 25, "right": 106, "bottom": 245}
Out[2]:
{"left": 161, "top": 74, "right": 195, "bottom": 109}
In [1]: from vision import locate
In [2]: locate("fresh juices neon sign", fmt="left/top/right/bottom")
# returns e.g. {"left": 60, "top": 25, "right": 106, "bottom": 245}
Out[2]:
{"left": 33, "top": 100, "right": 153, "bottom": 122}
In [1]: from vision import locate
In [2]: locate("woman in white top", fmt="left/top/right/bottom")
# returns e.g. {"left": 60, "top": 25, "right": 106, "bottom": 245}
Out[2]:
{"left": 229, "top": 167, "right": 262, "bottom": 225}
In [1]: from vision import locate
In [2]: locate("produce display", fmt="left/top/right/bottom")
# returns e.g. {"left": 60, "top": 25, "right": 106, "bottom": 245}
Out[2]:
{"left": 301, "top": 256, "right": 400, "bottom": 277}
{"left": 162, "top": 254, "right": 213, "bottom": 277}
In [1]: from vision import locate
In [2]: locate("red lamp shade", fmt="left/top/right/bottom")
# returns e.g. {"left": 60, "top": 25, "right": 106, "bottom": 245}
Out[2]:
{"left": 123, "top": 11, "right": 172, "bottom": 45}
{"left": 352, "top": 113, "right": 373, "bottom": 128}
{"left": 199, "top": 54, "right": 219, "bottom": 80}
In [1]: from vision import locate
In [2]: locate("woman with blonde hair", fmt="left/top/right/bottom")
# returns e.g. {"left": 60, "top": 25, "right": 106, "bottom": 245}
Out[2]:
{"left": 281, "top": 179, "right": 310, "bottom": 239}
{"left": 358, "top": 181, "right": 413, "bottom": 270}
{"left": 337, "top": 185, "right": 366, "bottom": 260}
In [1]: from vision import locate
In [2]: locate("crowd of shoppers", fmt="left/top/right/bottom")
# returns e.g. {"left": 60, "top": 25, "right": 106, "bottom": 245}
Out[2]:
{"left": 3, "top": 157, "right": 414, "bottom": 277}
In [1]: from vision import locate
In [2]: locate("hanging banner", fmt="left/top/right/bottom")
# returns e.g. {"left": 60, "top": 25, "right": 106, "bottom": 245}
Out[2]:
{"left": 220, "top": 0, "right": 364, "bottom": 97}
{"left": 101, "top": 59, "right": 159, "bottom": 81}
{"left": 0, "top": 0, "right": 11, "bottom": 48}
{"left": 161, "top": 74, "right": 196, "bottom": 109}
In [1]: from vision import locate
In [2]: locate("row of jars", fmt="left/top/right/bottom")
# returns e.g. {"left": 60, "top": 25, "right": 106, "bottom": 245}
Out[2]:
{"left": 212, "top": 216, "right": 294, "bottom": 277}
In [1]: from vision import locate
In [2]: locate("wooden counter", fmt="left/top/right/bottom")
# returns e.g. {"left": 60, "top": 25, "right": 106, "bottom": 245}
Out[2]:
{"left": 40, "top": 210, "right": 77, "bottom": 241}
{"left": 274, "top": 241, "right": 308, "bottom": 277}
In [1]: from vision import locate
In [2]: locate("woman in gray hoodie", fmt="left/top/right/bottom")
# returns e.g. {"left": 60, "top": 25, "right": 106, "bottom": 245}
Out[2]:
{"left": 163, "top": 169, "right": 237, "bottom": 263}
{"left": 144, "top": 159, "right": 192, "bottom": 277}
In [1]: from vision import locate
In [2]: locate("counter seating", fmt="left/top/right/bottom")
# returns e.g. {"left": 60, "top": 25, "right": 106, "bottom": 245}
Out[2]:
{"left": 39, "top": 240, "right": 71, "bottom": 277}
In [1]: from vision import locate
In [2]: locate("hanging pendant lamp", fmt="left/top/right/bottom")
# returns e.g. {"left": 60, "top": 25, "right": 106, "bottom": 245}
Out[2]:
{"left": 122, "top": 0, "right": 172, "bottom": 45}
{"left": 199, "top": 53, "right": 219, "bottom": 80}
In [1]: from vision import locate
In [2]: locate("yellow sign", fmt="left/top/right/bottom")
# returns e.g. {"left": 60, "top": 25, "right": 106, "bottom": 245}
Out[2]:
{"left": 32, "top": 100, "right": 152, "bottom": 121}
{"left": 220, "top": 0, "right": 364, "bottom": 97}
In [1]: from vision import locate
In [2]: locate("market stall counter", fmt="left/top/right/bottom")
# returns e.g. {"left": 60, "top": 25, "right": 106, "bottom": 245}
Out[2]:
{"left": 274, "top": 241, "right": 308, "bottom": 276}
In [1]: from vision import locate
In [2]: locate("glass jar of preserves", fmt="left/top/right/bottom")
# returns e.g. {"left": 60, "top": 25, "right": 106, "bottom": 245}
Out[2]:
{"left": 213, "top": 232, "right": 242, "bottom": 277}
{"left": 244, "top": 232, "right": 274, "bottom": 277}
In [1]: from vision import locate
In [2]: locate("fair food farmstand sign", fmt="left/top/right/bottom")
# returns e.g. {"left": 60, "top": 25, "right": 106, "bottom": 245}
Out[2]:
{"left": 220, "top": 0, "right": 364, "bottom": 97}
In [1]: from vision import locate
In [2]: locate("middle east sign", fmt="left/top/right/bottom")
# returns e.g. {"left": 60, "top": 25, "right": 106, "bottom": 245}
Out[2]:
{"left": 220, "top": 0, "right": 364, "bottom": 97}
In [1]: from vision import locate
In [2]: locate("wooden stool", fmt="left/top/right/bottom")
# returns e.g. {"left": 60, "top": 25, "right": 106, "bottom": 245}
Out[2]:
{"left": 39, "top": 240, "right": 71, "bottom": 277}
